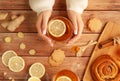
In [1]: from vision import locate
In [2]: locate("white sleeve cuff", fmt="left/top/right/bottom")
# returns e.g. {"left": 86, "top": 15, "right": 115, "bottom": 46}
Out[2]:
{"left": 29, "top": 0, "right": 55, "bottom": 14}
{"left": 66, "top": 0, "right": 88, "bottom": 14}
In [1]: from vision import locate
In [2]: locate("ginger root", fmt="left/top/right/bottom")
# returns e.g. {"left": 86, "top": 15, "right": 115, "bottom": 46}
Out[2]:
{"left": 1, "top": 15, "right": 25, "bottom": 32}
{"left": 0, "top": 12, "right": 8, "bottom": 20}
{"left": 7, "top": 15, "right": 25, "bottom": 32}
{"left": 11, "top": 15, "right": 17, "bottom": 20}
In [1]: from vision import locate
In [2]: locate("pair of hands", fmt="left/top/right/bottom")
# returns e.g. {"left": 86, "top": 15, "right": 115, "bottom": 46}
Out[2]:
{"left": 36, "top": 10, "right": 84, "bottom": 47}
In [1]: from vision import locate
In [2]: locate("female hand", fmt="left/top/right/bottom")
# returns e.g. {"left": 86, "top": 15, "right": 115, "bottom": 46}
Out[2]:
{"left": 67, "top": 10, "right": 84, "bottom": 45}
{"left": 36, "top": 10, "right": 53, "bottom": 46}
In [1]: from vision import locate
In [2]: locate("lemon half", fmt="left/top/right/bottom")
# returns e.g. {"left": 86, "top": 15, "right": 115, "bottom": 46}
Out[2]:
{"left": 48, "top": 19, "right": 66, "bottom": 37}
{"left": 56, "top": 76, "right": 72, "bottom": 81}
{"left": 8, "top": 56, "right": 25, "bottom": 72}
{"left": 2, "top": 50, "right": 17, "bottom": 66}
{"left": 29, "top": 63, "right": 45, "bottom": 78}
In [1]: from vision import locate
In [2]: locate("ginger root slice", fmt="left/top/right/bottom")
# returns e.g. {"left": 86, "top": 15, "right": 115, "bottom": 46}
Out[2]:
{"left": 17, "top": 32, "right": 24, "bottom": 38}
{"left": 0, "top": 12, "right": 8, "bottom": 20}
{"left": 11, "top": 15, "right": 17, "bottom": 20}
{"left": 29, "top": 49, "right": 36, "bottom": 55}
{"left": 20, "top": 43, "right": 26, "bottom": 50}
{"left": 4, "top": 36, "right": 12, "bottom": 43}
{"left": 7, "top": 15, "right": 25, "bottom": 32}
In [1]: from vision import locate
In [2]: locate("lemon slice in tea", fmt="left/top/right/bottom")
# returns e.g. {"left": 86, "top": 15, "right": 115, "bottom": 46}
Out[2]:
{"left": 29, "top": 63, "right": 45, "bottom": 78}
{"left": 48, "top": 19, "right": 66, "bottom": 37}
{"left": 28, "top": 77, "right": 41, "bottom": 81}
{"left": 8, "top": 56, "right": 25, "bottom": 72}
{"left": 56, "top": 76, "right": 72, "bottom": 81}
{"left": 2, "top": 50, "right": 17, "bottom": 66}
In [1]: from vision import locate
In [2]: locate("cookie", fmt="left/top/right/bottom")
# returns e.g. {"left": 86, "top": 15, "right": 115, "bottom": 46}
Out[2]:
{"left": 88, "top": 17, "right": 102, "bottom": 32}
{"left": 48, "top": 57, "right": 62, "bottom": 67}
{"left": 51, "top": 49, "right": 65, "bottom": 62}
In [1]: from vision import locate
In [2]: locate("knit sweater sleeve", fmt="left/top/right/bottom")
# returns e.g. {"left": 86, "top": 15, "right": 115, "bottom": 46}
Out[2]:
{"left": 29, "top": 0, "right": 55, "bottom": 14}
{"left": 66, "top": 0, "right": 88, "bottom": 14}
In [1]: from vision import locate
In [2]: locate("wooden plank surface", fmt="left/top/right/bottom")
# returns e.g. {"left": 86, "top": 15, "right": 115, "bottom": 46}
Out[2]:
{"left": 83, "top": 22, "right": 120, "bottom": 81}
{"left": 0, "top": 57, "right": 89, "bottom": 81}
{"left": 0, "top": 33, "right": 99, "bottom": 57}
{"left": 0, "top": 0, "right": 120, "bottom": 10}
{"left": 0, "top": 0, "right": 120, "bottom": 81}
{"left": 0, "top": 11, "right": 120, "bottom": 33}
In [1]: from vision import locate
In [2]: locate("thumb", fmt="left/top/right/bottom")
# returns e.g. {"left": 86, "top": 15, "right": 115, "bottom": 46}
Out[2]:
{"left": 42, "top": 16, "right": 49, "bottom": 35}
{"left": 73, "top": 25, "right": 78, "bottom": 35}
{"left": 42, "top": 11, "right": 52, "bottom": 35}
{"left": 71, "top": 18, "right": 78, "bottom": 35}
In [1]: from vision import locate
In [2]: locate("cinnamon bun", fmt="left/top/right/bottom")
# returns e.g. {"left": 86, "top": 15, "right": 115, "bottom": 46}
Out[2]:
{"left": 91, "top": 55, "right": 119, "bottom": 81}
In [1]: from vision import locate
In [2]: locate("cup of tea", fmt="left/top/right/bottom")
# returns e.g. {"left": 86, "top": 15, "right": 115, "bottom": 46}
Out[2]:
{"left": 47, "top": 16, "right": 73, "bottom": 41}
{"left": 52, "top": 69, "right": 79, "bottom": 81}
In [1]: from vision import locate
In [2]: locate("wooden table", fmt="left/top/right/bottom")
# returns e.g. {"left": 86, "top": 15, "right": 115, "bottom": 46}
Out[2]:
{"left": 0, "top": 0, "right": 120, "bottom": 81}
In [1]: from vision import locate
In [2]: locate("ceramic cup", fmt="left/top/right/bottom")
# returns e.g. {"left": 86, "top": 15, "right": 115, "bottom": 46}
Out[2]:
{"left": 52, "top": 69, "right": 79, "bottom": 81}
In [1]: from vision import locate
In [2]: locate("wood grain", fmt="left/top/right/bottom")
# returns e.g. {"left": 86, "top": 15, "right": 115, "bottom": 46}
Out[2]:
{"left": 0, "top": 0, "right": 120, "bottom": 81}
{"left": 0, "top": 11, "right": 120, "bottom": 33}
{"left": 0, "top": 33, "right": 99, "bottom": 57}
{"left": 0, "top": 0, "right": 120, "bottom": 10}
{"left": 83, "top": 22, "right": 120, "bottom": 81}
{"left": 0, "top": 57, "right": 89, "bottom": 80}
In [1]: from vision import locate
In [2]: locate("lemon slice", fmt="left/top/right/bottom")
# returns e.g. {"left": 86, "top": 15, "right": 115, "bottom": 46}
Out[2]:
{"left": 28, "top": 77, "right": 41, "bottom": 81}
{"left": 8, "top": 56, "right": 25, "bottom": 72}
{"left": 48, "top": 19, "right": 66, "bottom": 37}
{"left": 29, "top": 63, "right": 45, "bottom": 78}
{"left": 2, "top": 50, "right": 17, "bottom": 66}
{"left": 56, "top": 76, "right": 72, "bottom": 81}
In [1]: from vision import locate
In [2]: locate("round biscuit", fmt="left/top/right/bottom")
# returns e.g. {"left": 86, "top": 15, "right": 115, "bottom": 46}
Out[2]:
{"left": 51, "top": 49, "right": 65, "bottom": 62}
{"left": 48, "top": 57, "right": 62, "bottom": 67}
{"left": 88, "top": 18, "right": 102, "bottom": 32}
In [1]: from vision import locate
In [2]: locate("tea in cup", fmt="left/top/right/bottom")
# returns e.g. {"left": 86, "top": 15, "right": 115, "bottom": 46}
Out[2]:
{"left": 52, "top": 69, "right": 79, "bottom": 81}
{"left": 47, "top": 16, "right": 73, "bottom": 41}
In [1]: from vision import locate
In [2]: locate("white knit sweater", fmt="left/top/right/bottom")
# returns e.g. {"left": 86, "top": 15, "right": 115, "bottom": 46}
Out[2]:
{"left": 29, "top": 0, "right": 88, "bottom": 14}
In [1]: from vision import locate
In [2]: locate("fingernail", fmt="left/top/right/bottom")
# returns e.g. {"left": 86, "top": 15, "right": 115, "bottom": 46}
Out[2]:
{"left": 51, "top": 44, "right": 53, "bottom": 47}
{"left": 48, "top": 40, "right": 53, "bottom": 47}
{"left": 66, "top": 44, "right": 70, "bottom": 46}
{"left": 74, "top": 30, "right": 78, "bottom": 35}
{"left": 50, "top": 43, "right": 53, "bottom": 47}
{"left": 43, "top": 30, "right": 46, "bottom": 35}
